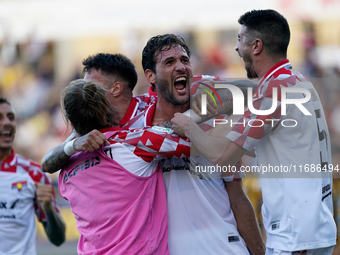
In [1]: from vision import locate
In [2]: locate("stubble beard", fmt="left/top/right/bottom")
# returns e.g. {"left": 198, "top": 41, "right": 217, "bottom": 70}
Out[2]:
{"left": 157, "top": 79, "right": 190, "bottom": 106}
{"left": 243, "top": 54, "right": 257, "bottom": 79}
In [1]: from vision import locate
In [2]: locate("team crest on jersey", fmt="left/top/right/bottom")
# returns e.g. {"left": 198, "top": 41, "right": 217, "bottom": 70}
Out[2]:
{"left": 11, "top": 181, "right": 27, "bottom": 191}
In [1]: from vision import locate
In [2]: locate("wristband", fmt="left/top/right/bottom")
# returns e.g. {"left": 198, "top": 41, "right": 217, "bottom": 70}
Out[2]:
{"left": 64, "top": 140, "right": 76, "bottom": 156}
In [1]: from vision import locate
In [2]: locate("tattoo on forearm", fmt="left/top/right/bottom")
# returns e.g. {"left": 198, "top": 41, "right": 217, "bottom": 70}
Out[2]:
{"left": 218, "top": 90, "right": 234, "bottom": 116}
{"left": 43, "top": 145, "right": 70, "bottom": 174}
{"left": 199, "top": 90, "right": 234, "bottom": 123}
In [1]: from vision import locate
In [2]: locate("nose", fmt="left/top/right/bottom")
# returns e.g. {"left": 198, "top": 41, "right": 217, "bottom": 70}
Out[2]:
{"left": 235, "top": 42, "right": 239, "bottom": 52}
{"left": 1, "top": 116, "right": 12, "bottom": 127}
{"left": 175, "top": 60, "right": 186, "bottom": 72}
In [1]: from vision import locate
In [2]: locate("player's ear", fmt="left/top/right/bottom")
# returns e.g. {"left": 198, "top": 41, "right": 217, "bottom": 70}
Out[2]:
{"left": 253, "top": 39, "right": 263, "bottom": 55}
{"left": 110, "top": 82, "right": 123, "bottom": 97}
{"left": 145, "top": 69, "right": 156, "bottom": 85}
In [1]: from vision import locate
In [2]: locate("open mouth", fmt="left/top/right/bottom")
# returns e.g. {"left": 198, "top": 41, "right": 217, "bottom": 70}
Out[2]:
{"left": 0, "top": 130, "right": 13, "bottom": 142}
{"left": 174, "top": 77, "right": 187, "bottom": 93}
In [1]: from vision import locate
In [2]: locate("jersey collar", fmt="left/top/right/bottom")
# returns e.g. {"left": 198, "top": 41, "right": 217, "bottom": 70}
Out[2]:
{"left": 259, "top": 59, "right": 291, "bottom": 86}
{"left": 148, "top": 85, "right": 157, "bottom": 97}
{"left": 144, "top": 100, "right": 157, "bottom": 127}
{"left": 1, "top": 150, "right": 17, "bottom": 172}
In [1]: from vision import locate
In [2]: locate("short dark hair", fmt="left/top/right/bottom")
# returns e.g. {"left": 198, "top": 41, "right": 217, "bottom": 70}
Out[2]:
{"left": 142, "top": 34, "right": 191, "bottom": 73}
{"left": 238, "top": 9, "right": 290, "bottom": 57}
{"left": 61, "top": 79, "right": 113, "bottom": 136}
{"left": 0, "top": 97, "right": 11, "bottom": 106}
{"left": 82, "top": 53, "right": 138, "bottom": 91}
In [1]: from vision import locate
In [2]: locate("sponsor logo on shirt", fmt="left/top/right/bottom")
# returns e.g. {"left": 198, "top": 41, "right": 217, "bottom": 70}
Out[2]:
{"left": 0, "top": 199, "right": 19, "bottom": 210}
{"left": 228, "top": 235, "right": 240, "bottom": 242}
{"left": 161, "top": 159, "right": 211, "bottom": 180}
{"left": 0, "top": 201, "right": 7, "bottom": 209}
{"left": 0, "top": 199, "right": 19, "bottom": 220}
{"left": 271, "top": 221, "right": 280, "bottom": 230}
{"left": 63, "top": 156, "right": 102, "bottom": 183}
{"left": 0, "top": 214, "right": 15, "bottom": 219}
{"left": 162, "top": 164, "right": 189, "bottom": 172}
{"left": 322, "top": 183, "right": 332, "bottom": 201}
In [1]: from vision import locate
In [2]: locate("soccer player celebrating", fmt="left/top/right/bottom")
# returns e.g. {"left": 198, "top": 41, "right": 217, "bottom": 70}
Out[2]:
{"left": 172, "top": 9, "right": 336, "bottom": 255}
{"left": 127, "top": 34, "right": 265, "bottom": 255}
{"left": 58, "top": 79, "right": 191, "bottom": 254}
{"left": 0, "top": 97, "right": 65, "bottom": 255}
{"left": 42, "top": 40, "right": 264, "bottom": 254}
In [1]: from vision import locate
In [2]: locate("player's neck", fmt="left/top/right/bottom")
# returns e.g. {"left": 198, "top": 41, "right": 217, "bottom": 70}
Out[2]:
{"left": 153, "top": 97, "right": 189, "bottom": 125}
{"left": 0, "top": 148, "right": 12, "bottom": 161}
{"left": 256, "top": 55, "right": 287, "bottom": 80}
{"left": 111, "top": 96, "right": 133, "bottom": 125}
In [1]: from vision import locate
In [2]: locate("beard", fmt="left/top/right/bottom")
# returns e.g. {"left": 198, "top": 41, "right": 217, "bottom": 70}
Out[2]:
{"left": 246, "top": 65, "right": 258, "bottom": 79}
{"left": 242, "top": 52, "right": 258, "bottom": 79}
{"left": 157, "top": 79, "right": 190, "bottom": 106}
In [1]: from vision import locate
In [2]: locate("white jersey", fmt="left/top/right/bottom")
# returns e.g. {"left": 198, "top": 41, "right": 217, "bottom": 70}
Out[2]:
{"left": 227, "top": 59, "right": 336, "bottom": 251}
{"left": 125, "top": 100, "right": 250, "bottom": 255}
{"left": 0, "top": 150, "right": 59, "bottom": 255}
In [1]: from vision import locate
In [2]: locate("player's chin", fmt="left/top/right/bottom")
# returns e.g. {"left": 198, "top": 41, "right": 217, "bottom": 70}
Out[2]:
{"left": 0, "top": 143, "right": 13, "bottom": 150}
{"left": 176, "top": 94, "right": 190, "bottom": 105}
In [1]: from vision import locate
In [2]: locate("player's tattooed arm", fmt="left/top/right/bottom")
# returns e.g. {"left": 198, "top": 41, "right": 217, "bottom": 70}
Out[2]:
{"left": 212, "top": 79, "right": 258, "bottom": 116}
{"left": 41, "top": 144, "right": 71, "bottom": 174}
{"left": 207, "top": 88, "right": 234, "bottom": 117}
{"left": 192, "top": 79, "right": 257, "bottom": 123}
{"left": 41, "top": 130, "right": 109, "bottom": 174}
{"left": 191, "top": 89, "right": 234, "bottom": 123}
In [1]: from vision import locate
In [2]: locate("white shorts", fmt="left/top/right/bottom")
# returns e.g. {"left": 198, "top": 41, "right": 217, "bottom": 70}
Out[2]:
{"left": 265, "top": 246, "right": 334, "bottom": 255}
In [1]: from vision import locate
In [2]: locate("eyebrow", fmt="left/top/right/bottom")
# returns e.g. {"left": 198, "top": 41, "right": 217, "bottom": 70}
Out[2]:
{"left": 162, "top": 56, "right": 175, "bottom": 62}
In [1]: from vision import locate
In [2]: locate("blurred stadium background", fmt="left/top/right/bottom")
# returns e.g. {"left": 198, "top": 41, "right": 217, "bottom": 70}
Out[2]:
{"left": 0, "top": 0, "right": 340, "bottom": 254}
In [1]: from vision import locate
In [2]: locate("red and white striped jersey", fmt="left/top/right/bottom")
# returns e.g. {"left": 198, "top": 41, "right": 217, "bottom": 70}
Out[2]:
{"left": 124, "top": 76, "right": 245, "bottom": 181}
{"left": 0, "top": 150, "right": 59, "bottom": 255}
{"left": 227, "top": 59, "right": 336, "bottom": 251}
{"left": 102, "top": 126, "right": 191, "bottom": 177}
{"left": 122, "top": 83, "right": 249, "bottom": 254}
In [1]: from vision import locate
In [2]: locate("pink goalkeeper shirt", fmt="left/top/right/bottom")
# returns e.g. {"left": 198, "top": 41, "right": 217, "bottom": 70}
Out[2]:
{"left": 59, "top": 127, "right": 191, "bottom": 255}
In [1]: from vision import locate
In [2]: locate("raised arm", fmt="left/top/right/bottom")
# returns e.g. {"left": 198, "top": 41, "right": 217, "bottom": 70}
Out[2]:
{"left": 41, "top": 144, "right": 70, "bottom": 174}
